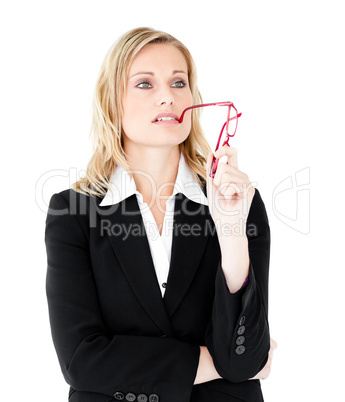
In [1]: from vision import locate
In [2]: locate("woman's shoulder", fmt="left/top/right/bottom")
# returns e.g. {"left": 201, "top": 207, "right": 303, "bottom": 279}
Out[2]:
{"left": 47, "top": 187, "right": 104, "bottom": 213}
{"left": 45, "top": 189, "right": 93, "bottom": 251}
{"left": 46, "top": 188, "right": 103, "bottom": 235}
{"left": 247, "top": 187, "right": 270, "bottom": 239}
{"left": 249, "top": 188, "right": 268, "bottom": 219}
{"left": 48, "top": 188, "right": 87, "bottom": 211}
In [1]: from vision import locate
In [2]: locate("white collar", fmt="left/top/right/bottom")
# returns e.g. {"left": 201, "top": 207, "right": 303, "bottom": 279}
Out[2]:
{"left": 99, "top": 151, "right": 208, "bottom": 207}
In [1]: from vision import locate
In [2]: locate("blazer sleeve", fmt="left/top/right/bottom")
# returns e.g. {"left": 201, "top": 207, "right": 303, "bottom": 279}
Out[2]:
{"left": 45, "top": 192, "right": 200, "bottom": 402}
{"left": 204, "top": 188, "right": 271, "bottom": 383}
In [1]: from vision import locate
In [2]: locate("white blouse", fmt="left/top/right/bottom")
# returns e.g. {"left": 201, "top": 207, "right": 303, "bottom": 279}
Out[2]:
{"left": 99, "top": 151, "right": 209, "bottom": 296}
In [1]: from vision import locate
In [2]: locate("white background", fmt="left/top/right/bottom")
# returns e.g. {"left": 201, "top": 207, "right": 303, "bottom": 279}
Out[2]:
{"left": 1, "top": 1, "right": 344, "bottom": 401}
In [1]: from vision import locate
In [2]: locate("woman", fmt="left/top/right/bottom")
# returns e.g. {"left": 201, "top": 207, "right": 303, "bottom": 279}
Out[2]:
{"left": 45, "top": 27, "right": 276, "bottom": 402}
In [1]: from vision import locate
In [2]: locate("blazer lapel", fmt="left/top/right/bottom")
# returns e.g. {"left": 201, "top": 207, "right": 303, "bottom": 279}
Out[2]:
{"left": 97, "top": 194, "right": 174, "bottom": 337}
{"left": 95, "top": 183, "right": 212, "bottom": 331}
{"left": 163, "top": 191, "right": 211, "bottom": 317}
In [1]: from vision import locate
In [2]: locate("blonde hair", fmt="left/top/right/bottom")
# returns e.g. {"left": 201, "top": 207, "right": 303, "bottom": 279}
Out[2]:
{"left": 72, "top": 27, "right": 212, "bottom": 198}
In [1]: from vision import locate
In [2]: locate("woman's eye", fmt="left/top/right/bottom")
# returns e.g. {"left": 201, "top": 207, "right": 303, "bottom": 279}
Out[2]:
{"left": 137, "top": 81, "right": 152, "bottom": 89}
{"left": 136, "top": 80, "right": 187, "bottom": 89}
{"left": 172, "top": 80, "right": 187, "bottom": 88}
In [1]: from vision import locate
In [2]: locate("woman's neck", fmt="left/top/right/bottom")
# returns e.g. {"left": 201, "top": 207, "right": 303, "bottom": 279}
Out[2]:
{"left": 124, "top": 144, "right": 180, "bottom": 202}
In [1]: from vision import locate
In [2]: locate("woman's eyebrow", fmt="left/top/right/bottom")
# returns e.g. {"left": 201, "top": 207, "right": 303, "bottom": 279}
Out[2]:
{"left": 129, "top": 70, "right": 187, "bottom": 79}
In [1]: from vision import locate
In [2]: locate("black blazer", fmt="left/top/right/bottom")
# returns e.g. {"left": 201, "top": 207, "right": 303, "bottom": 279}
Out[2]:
{"left": 45, "top": 183, "right": 270, "bottom": 402}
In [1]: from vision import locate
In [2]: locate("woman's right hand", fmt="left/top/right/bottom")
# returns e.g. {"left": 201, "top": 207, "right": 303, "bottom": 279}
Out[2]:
{"left": 249, "top": 338, "right": 277, "bottom": 380}
{"left": 194, "top": 346, "right": 222, "bottom": 385}
{"left": 195, "top": 338, "right": 277, "bottom": 385}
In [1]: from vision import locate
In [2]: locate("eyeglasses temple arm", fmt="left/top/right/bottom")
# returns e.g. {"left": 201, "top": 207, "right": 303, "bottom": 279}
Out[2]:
{"left": 178, "top": 102, "right": 235, "bottom": 123}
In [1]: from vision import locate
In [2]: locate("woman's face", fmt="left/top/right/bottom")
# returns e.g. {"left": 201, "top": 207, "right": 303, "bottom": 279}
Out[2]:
{"left": 121, "top": 43, "right": 193, "bottom": 150}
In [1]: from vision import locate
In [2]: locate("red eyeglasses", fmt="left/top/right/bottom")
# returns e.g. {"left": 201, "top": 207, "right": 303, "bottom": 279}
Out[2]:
{"left": 179, "top": 102, "right": 242, "bottom": 178}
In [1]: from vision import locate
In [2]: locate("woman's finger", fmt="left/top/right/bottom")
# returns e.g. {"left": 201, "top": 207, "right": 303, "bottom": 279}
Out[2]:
{"left": 214, "top": 146, "right": 238, "bottom": 168}
{"left": 213, "top": 163, "right": 244, "bottom": 188}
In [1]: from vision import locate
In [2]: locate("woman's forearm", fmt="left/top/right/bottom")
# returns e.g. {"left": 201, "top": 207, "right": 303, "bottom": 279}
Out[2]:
{"left": 220, "top": 234, "right": 250, "bottom": 293}
{"left": 194, "top": 346, "right": 222, "bottom": 385}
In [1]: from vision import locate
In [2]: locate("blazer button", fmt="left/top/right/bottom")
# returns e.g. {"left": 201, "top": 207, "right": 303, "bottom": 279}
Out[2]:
{"left": 237, "top": 325, "right": 245, "bottom": 335}
{"left": 114, "top": 392, "right": 125, "bottom": 400}
{"left": 149, "top": 394, "right": 159, "bottom": 402}
{"left": 125, "top": 393, "right": 136, "bottom": 401}
{"left": 137, "top": 394, "right": 148, "bottom": 402}
{"left": 236, "top": 336, "right": 245, "bottom": 345}
{"left": 239, "top": 316, "right": 246, "bottom": 325}
{"left": 235, "top": 345, "right": 246, "bottom": 355}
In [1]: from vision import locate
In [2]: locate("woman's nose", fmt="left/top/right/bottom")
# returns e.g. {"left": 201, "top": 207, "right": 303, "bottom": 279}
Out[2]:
{"left": 160, "top": 97, "right": 174, "bottom": 106}
{"left": 157, "top": 88, "right": 174, "bottom": 106}
{"left": 159, "top": 96, "right": 174, "bottom": 106}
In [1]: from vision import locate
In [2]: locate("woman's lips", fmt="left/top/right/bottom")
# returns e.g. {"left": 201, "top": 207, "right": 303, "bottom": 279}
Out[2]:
{"left": 152, "top": 112, "right": 180, "bottom": 126}
{"left": 153, "top": 119, "right": 179, "bottom": 126}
